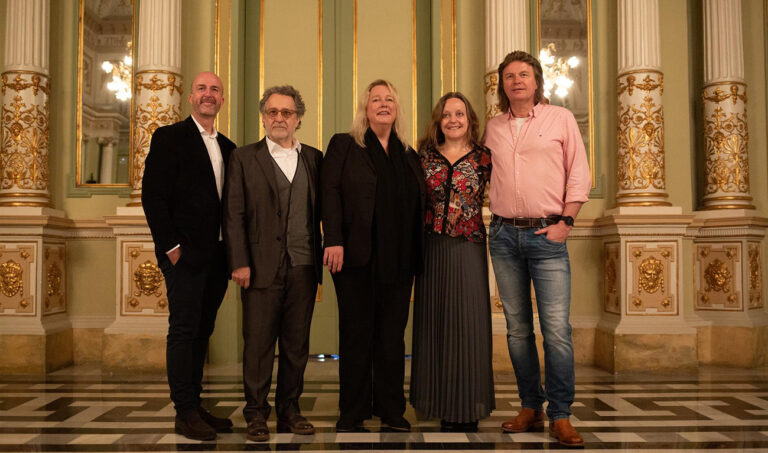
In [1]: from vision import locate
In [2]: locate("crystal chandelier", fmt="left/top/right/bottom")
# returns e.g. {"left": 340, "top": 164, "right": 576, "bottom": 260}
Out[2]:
{"left": 101, "top": 42, "right": 132, "bottom": 102}
{"left": 539, "top": 43, "right": 579, "bottom": 99}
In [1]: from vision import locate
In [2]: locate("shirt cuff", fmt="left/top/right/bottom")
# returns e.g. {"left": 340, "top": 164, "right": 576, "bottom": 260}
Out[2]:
{"left": 166, "top": 244, "right": 181, "bottom": 254}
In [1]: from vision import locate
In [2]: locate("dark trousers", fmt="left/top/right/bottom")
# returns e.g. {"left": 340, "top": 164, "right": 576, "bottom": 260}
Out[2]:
{"left": 241, "top": 256, "right": 316, "bottom": 422}
{"left": 160, "top": 242, "right": 228, "bottom": 414}
{"left": 332, "top": 265, "right": 413, "bottom": 423}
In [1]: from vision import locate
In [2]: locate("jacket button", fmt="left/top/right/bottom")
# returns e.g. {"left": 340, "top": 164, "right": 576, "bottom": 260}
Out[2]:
{"left": 276, "top": 236, "right": 281, "bottom": 241}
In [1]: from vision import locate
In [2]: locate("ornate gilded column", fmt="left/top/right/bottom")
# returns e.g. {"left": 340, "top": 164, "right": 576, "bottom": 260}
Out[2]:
{"left": 700, "top": 0, "right": 753, "bottom": 210}
{"left": 615, "top": 0, "right": 669, "bottom": 207}
{"left": 483, "top": 0, "right": 528, "bottom": 121}
{"left": 0, "top": 0, "right": 50, "bottom": 207}
{"left": 690, "top": 0, "right": 767, "bottom": 369}
{"left": 128, "top": 0, "right": 183, "bottom": 206}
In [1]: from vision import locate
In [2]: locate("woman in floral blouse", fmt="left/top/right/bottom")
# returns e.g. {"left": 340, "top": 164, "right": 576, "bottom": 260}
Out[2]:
{"left": 410, "top": 92, "right": 495, "bottom": 432}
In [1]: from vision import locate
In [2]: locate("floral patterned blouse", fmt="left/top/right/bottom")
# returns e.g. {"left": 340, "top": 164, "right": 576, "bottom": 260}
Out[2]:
{"left": 421, "top": 144, "right": 492, "bottom": 243}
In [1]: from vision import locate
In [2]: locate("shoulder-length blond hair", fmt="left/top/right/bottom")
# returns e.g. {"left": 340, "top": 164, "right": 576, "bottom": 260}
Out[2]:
{"left": 350, "top": 79, "right": 408, "bottom": 147}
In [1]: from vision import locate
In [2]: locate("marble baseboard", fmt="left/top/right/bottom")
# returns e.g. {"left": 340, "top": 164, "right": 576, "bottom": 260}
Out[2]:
{"left": 698, "top": 325, "right": 768, "bottom": 367}
{"left": 596, "top": 328, "right": 697, "bottom": 373}
{"left": 0, "top": 330, "right": 73, "bottom": 374}
{"left": 102, "top": 333, "right": 166, "bottom": 372}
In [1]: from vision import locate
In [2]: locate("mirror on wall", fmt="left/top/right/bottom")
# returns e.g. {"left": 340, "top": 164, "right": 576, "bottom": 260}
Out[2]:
{"left": 538, "top": 0, "right": 594, "bottom": 186}
{"left": 76, "top": 0, "right": 134, "bottom": 187}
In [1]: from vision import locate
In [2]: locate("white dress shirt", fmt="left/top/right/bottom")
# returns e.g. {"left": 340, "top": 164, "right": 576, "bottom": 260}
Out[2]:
{"left": 266, "top": 136, "right": 302, "bottom": 182}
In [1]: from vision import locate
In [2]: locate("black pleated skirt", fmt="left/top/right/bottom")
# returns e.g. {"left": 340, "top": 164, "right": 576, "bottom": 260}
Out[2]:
{"left": 410, "top": 233, "right": 495, "bottom": 423}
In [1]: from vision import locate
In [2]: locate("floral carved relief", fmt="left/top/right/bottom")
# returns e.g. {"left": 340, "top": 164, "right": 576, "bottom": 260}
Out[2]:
{"left": 604, "top": 243, "right": 620, "bottom": 314}
{"left": 484, "top": 73, "right": 501, "bottom": 120}
{"left": 748, "top": 243, "right": 762, "bottom": 309}
{"left": 42, "top": 245, "right": 65, "bottom": 315}
{"left": 616, "top": 72, "right": 665, "bottom": 192}
{"left": 701, "top": 83, "right": 751, "bottom": 203}
{"left": 1, "top": 80, "right": 50, "bottom": 191}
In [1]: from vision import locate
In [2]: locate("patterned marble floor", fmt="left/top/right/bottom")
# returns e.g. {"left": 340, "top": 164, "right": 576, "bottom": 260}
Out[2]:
{"left": 1, "top": 359, "right": 768, "bottom": 452}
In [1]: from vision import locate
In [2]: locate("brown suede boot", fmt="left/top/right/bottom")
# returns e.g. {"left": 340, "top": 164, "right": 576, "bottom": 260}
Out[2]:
{"left": 501, "top": 408, "right": 545, "bottom": 433}
{"left": 549, "top": 418, "right": 584, "bottom": 447}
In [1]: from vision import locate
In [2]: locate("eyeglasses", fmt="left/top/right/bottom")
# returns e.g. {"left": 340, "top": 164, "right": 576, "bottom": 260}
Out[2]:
{"left": 265, "top": 109, "right": 297, "bottom": 119}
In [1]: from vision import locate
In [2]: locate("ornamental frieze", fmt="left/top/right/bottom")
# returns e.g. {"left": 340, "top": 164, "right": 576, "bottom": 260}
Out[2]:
{"left": 604, "top": 243, "right": 620, "bottom": 314}
{"left": 43, "top": 245, "right": 66, "bottom": 315}
{"left": 748, "top": 243, "right": 762, "bottom": 309}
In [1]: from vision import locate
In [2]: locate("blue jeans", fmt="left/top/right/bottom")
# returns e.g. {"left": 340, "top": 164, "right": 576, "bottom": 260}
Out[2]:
{"left": 488, "top": 218, "right": 574, "bottom": 421}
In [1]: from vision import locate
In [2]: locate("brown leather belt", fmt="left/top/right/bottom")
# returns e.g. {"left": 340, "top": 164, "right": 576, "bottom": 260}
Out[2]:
{"left": 493, "top": 215, "right": 560, "bottom": 228}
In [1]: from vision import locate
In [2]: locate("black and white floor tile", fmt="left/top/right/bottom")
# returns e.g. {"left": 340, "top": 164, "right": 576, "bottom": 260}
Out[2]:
{"left": 1, "top": 360, "right": 768, "bottom": 452}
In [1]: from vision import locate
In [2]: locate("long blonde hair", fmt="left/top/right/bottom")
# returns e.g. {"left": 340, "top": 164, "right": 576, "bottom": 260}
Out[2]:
{"left": 350, "top": 79, "right": 408, "bottom": 147}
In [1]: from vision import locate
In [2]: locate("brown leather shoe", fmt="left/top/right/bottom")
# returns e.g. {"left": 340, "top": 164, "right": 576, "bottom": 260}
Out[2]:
{"left": 501, "top": 408, "right": 545, "bottom": 433}
{"left": 246, "top": 418, "right": 270, "bottom": 442}
{"left": 277, "top": 414, "right": 315, "bottom": 435}
{"left": 549, "top": 418, "right": 584, "bottom": 447}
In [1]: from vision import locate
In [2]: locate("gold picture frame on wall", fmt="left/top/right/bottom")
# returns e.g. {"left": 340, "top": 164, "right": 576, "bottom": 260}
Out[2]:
{"left": 75, "top": 0, "right": 135, "bottom": 187}
{"left": 537, "top": 0, "right": 595, "bottom": 188}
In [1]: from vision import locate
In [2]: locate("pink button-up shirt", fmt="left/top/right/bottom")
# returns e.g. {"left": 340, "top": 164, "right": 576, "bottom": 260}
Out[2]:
{"left": 484, "top": 103, "right": 591, "bottom": 218}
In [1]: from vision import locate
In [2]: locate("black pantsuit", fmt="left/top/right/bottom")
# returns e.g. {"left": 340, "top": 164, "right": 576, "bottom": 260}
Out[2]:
{"left": 332, "top": 266, "right": 413, "bottom": 421}
{"left": 241, "top": 258, "right": 316, "bottom": 421}
{"left": 321, "top": 130, "right": 425, "bottom": 426}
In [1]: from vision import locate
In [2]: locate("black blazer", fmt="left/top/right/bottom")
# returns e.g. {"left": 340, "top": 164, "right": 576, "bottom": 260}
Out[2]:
{"left": 321, "top": 132, "right": 426, "bottom": 270}
{"left": 223, "top": 138, "right": 323, "bottom": 288}
{"left": 142, "top": 116, "right": 236, "bottom": 268}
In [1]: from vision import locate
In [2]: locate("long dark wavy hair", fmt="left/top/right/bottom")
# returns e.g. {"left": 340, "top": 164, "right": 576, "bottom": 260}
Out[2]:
{"left": 496, "top": 50, "right": 545, "bottom": 113}
{"left": 418, "top": 92, "right": 480, "bottom": 152}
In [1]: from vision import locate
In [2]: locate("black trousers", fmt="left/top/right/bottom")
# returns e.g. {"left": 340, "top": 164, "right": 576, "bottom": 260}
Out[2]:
{"left": 241, "top": 256, "right": 317, "bottom": 422}
{"left": 332, "top": 265, "right": 413, "bottom": 423}
{"left": 160, "top": 242, "right": 228, "bottom": 414}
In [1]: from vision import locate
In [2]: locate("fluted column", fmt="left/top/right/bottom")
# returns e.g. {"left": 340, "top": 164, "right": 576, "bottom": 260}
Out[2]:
{"left": 484, "top": 0, "right": 528, "bottom": 120}
{"left": 0, "top": 0, "right": 50, "bottom": 207}
{"left": 615, "top": 0, "right": 669, "bottom": 207}
{"left": 700, "top": 0, "right": 753, "bottom": 210}
{"left": 129, "top": 0, "right": 183, "bottom": 206}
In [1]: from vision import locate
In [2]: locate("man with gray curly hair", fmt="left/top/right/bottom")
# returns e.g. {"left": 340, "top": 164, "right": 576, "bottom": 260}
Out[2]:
{"left": 223, "top": 85, "right": 323, "bottom": 442}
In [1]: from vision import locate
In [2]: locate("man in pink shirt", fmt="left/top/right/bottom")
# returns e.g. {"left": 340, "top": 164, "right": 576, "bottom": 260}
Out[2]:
{"left": 484, "top": 51, "right": 590, "bottom": 448}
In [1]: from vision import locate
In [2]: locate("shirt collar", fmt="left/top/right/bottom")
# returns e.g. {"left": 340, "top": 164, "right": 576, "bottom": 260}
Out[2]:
{"left": 266, "top": 136, "right": 301, "bottom": 155}
{"left": 191, "top": 114, "right": 218, "bottom": 139}
{"left": 507, "top": 102, "right": 543, "bottom": 121}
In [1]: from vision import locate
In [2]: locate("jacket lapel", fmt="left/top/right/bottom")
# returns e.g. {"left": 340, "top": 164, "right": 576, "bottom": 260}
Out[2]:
{"left": 300, "top": 149, "right": 316, "bottom": 206}
{"left": 184, "top": 116, "right": 219, "bottom": 198}
{"left": 253, "top": 138, "right": 279, "bottom": 203}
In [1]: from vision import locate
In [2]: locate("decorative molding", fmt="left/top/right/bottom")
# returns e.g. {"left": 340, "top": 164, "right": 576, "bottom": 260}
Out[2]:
{"left": 695, "top": 243, "right": 742, "bottom": 311}
{"left": 627, "top": 242, "right": 677, "bottom": 315}
{"left": 0, "top": 242, "right": 36, "bottom": 316}
{"left": 604, "top": 242, "right": 620, "bottom": 314}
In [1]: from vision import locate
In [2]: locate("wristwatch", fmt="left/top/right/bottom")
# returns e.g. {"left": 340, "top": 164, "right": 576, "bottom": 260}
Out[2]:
{"left": 560, "top": 216, "right": 575, "bottom": 227}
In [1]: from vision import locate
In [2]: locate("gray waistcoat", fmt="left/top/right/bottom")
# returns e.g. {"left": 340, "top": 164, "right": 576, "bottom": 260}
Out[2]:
{"left": 270, "top": 153, "right": 313, "bottom": 266}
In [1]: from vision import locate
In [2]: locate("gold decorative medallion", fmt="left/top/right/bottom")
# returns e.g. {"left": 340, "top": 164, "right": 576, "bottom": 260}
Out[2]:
{"left": 628, "top": 243, "right": 676, "bottom": 314}
{"left": 135, "top": 73, "right": 184, "bottom": 97}
{"left": 695, "top": 243, "right": 741, "bottom": 310}
{"left": 0, "top": 260, "right": 23, "bottom": 297}
{"left": 133, "top": 260, "right": 164, "bottom": 297}
{"left": 704, "top": 259, "right": 731, "bottom": 292}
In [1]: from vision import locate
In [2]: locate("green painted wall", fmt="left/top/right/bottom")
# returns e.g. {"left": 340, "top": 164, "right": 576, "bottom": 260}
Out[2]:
{"left": 66, "top": 240, "right": 115, "bottom": 317}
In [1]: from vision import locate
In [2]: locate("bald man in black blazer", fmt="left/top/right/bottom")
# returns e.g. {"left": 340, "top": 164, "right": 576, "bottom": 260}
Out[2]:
{"left": 142, "top": 72, "right": 236, "bottom": 441}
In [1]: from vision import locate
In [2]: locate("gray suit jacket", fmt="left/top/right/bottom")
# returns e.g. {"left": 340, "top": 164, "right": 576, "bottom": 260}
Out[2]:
{"left": 223, "top": 138, "right": 323, "bottom": 288}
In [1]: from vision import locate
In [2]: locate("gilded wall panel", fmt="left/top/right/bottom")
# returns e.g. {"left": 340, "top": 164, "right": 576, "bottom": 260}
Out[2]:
{"left": 42, "top": 244, "right": 65, "bottom": 315}
{"left": 0, "top": 243, "right": 36, "bottom": 315}
{"left": 121, "top": 242, "right": 167, "bottom": 315}
{"left": 695, "top": 243, "right": 742, "bottom": 311}
{"left": 604, "top": 242, "right": 620, "bottom": 314}
{"left": 748, "top": 242, "right": 762, "bottom": 309}
{"left": 627, "top": 242, "right": 676, "bottom": 315}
